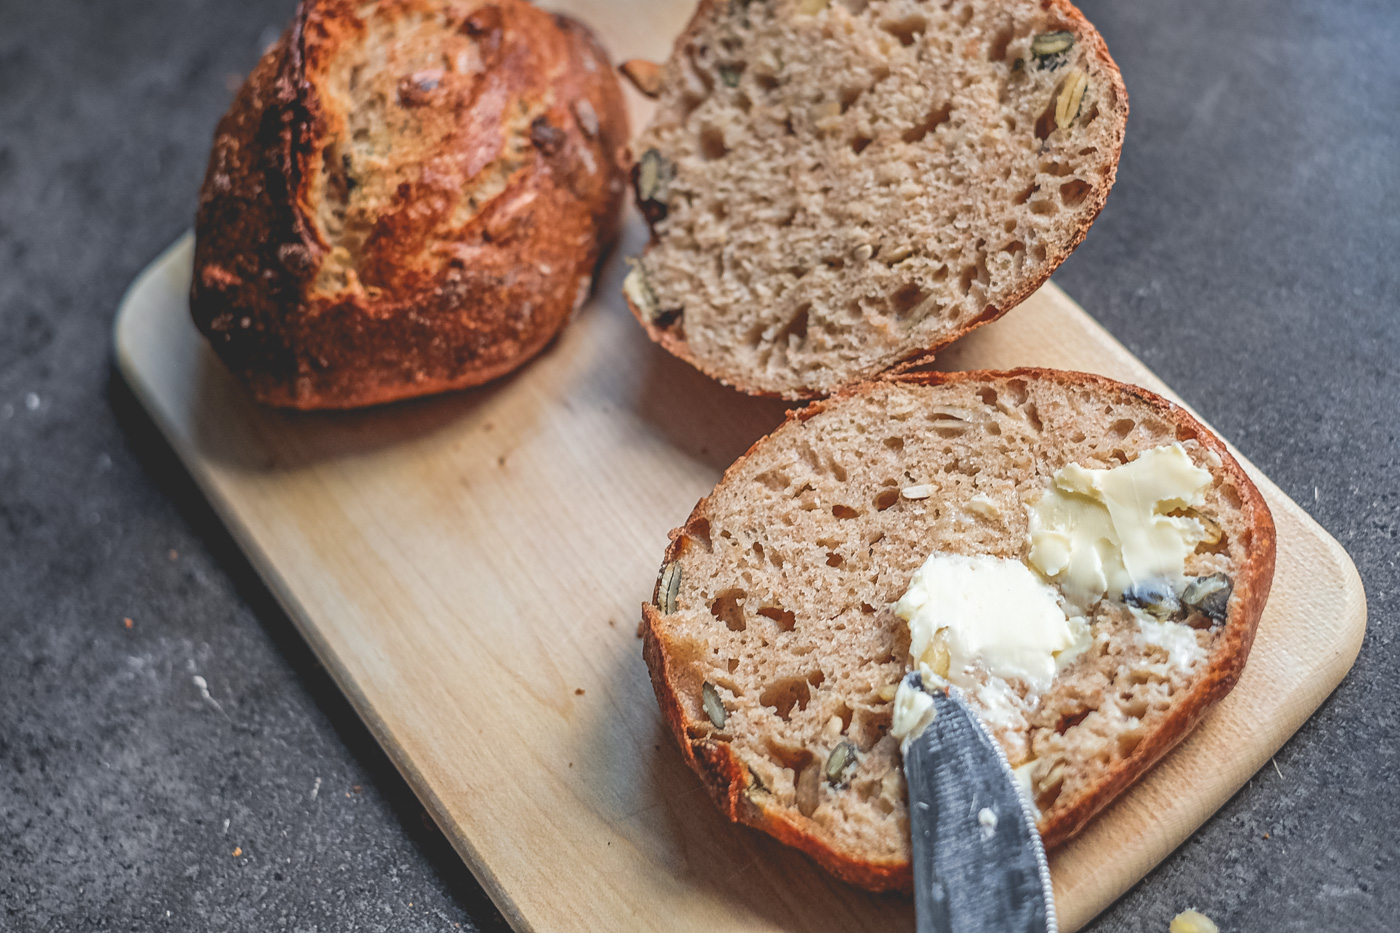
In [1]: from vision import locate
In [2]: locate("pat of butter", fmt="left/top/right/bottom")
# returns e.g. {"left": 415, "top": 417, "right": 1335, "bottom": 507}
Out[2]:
{"left": 894, "top": 554, "right": 1086, "bottom": 696}
{"left": 1027, "top": 443, "right": 1212, "bottom": 612}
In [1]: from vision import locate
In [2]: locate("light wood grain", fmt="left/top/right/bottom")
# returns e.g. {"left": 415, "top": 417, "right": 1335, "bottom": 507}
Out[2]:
{"left": 113, "top": 5, "right": 1363, "bottom": 925}
{"left": 115, "top": 229, "right": 1363, "bottom": 933}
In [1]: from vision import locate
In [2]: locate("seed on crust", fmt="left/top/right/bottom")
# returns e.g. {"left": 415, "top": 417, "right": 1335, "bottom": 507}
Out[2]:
{"left": 1055, "top": 69, "right": 1089, "bottom": 131}
{"left": 658, "top": 560, "right": 682, "bottom": 613}
{"left": 1032, "top": 30, "right": 1074, "bottom": 58}
{"left": 702, "top": 681, "right": 727, "bottom": 729}
{"left": 825, "top": 741, "right": 857, "bottom": 786}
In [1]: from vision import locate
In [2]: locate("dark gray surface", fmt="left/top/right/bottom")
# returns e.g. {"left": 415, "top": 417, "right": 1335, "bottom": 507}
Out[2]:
{"left": 0, "top": 0, "right": 1394, "bottom": 930}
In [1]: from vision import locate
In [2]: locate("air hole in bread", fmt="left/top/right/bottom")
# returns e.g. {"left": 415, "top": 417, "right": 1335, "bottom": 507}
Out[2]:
{"left": 686, "top": 516, "right": 713, "bottom": 549}
{"left": 761, "top": 677, "right": 812, "bottom": 719}
{"left": 1039, "top": 160, "right": 1075, "bottom": 177}
{"left": 1219, "top": 483, "right": 1244, "bottom": 511}
{"left": 874, "top": 488, "right": 899, "bottom": 511}
{"left": 826, "top": 552, "right": 845, "bottom": 567}
{"left": 711, "top": 591, "right": 747, "bottom": 631}
{"left": 1034, "top": 94, "right": 1058, "bottom": 141}
{"left": 883, "top": 436, "right": 904, "bottom": 451}
{"left": 902, "top": 101, "right": 953, "bottom": 144}
{"left": 766, "top": 739, "right": 813, "bottom": 772}
{"left": 776, "top": 304, "right": 811, "bottom": 349}
{"left": 1024, "top": 402, "right": 1044, "bottom": 432}
{"left": 1107, "top": 418, "right": 1135, "bottom": 440}
{"left": 957, "top": 5, "right": 975, "bottom": 27}
{"left": 1060, "top": 179, "right": 1092, "bottom": 207}
{"left": 881, "top": 15, "right": 927, "bottom": 47}
{"left": 1032, "top": 243, "right": 1048, "bottom": 262}
{"left": 757, "top": 606, "right": 797, "bottom": 631}
{"left": 1030, "top": 199, "right": 1057, "bottom": 216}
{"left": 699, "top": 123, "right": 730, "bottom": 160}
{"left": 839, "top": 85, "right": 865, "bottom": 113}
{"left": 851, "top": 134, "right": 873, "bottom": 154}
{"left": 958, "top": 265, "right": 977, "bottom": 295}
{"left": 680, "top": 92, "right": 706, "bottom": 120}
{"left": 1015, "top": 183, "right": 1036, "bottom": 205}
{"left": 1055, "top": 708, "right": 1092, "bottom": 734}
{"left": 1117, "top": 728, "right": 1145, "bottom": 756}
{"left": 890, "top": 282, "right": 928, "bottom": 318}
{"left": 1120, "top": 697, "right": 1150, "bottom": 720}
{"left": 988, "top": 23, "right": 1015, "bottom": 61}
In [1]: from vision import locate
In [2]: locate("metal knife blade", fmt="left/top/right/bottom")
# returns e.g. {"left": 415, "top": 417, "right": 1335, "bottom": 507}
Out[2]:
{"left": 903, "top": 676, "right": 1056, "bottom": 933}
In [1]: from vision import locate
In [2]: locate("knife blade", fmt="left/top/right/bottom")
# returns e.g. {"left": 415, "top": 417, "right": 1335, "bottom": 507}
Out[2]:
{"left": 902, "top": 674, "right": 1057, "bottom": 933}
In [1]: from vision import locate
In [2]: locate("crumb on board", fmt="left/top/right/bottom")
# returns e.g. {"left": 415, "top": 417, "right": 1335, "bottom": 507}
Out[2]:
{"left": 123, "top": 617, "right": 133, "bottom": 629}
{"left": 231, "top": 847, "right": 242, "bottom": 858}
{"left": 574, "top": 688, "right": 585, "bottom": 695}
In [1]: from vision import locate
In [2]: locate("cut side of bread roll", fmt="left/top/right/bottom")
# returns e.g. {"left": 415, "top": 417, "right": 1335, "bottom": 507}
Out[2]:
{"left": 624, "top": 0, "right": 1127, "bottom": 398}
{"left": 192, "top": 0, "right": 628, "bottom": 409}
{"left": 640, "top": 370, "right": 1275, "bottom": 892}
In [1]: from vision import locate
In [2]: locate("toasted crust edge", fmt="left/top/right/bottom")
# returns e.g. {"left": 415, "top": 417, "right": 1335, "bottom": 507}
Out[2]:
{"left": 639, "top": 368, "right": 1276, "bottom": 893}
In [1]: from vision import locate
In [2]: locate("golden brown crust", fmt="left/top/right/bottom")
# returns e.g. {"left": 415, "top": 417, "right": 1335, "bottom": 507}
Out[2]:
{"left": 640, "top": 368, "right": 1276, "bottom": 893}
{"left": 191, "top": 0, "right": 629, "bottom": 409}
{"left": 622, "top": 0, "right": 1129, "bottom": 400}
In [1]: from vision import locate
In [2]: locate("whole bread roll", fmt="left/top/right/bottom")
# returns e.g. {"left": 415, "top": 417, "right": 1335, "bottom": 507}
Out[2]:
{"left": 192, "top": 0, "right": 629, "bottom": 409}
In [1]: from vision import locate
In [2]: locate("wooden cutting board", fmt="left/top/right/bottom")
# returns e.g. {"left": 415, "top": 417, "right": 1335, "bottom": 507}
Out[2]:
{"left": 114, "top": 5, "right": 1364, "bottom": 926}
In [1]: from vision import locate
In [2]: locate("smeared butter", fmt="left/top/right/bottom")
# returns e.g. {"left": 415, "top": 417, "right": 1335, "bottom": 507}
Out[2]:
{"left": 895, "top": 554, "right": 1086, "bottom": 695}
{"left": 1027, "top": 443, "right": 1212, "bottom": 612}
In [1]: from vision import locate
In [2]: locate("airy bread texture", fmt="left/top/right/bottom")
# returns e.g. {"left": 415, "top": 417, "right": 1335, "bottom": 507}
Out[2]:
{"left": 641, "top": 370, "right": 1275, "bottom": 892}
{"left": 625, "top": 0, "right": 1127, "bottom": 398}
{"left": 192, "top": 0, "right": 628, "bottom": 409}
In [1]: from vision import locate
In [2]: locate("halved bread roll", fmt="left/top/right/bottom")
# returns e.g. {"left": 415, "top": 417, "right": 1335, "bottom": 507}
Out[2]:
{"left": 641, "top": 370, "right": 1275, "bottom": 892}
{"left": 624, "top": 0, "right": 1127, "bottom": 398}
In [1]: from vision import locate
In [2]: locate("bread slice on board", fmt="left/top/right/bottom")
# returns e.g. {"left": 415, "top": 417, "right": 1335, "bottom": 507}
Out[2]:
{"left": 640, "top": 370, "right": 1275, "bottom": 892}
{"left": 191, "top": 0, "right": 629, "bottom": 409}
{"left": 623, "top": 0, "right": 1127, "bottom": 398}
